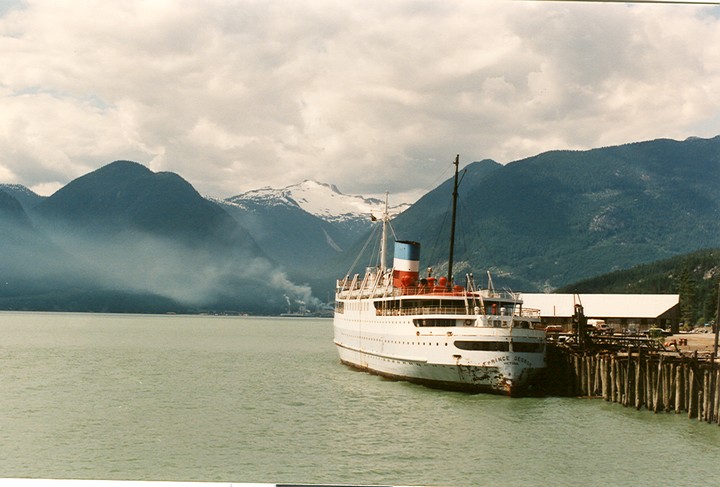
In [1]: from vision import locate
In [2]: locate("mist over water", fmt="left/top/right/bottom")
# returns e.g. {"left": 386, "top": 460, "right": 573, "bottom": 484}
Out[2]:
{"left": 1, "top": 312, "right": 719, "bottom": 486}
{"left": 44, "top": 228, "right": 316, "bottom": 307}
{"left": 0, "top": 215, "right": 318, "bottom": 312}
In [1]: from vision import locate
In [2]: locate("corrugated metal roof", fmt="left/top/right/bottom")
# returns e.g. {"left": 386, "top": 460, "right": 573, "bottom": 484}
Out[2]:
{"left": 519, "top": 293, "right": 679, "bottom": 319}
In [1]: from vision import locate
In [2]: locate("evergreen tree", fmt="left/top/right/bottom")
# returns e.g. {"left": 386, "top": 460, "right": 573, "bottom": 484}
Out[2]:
{"left": 676, "top": 266, "right": 697, "bottom": 326}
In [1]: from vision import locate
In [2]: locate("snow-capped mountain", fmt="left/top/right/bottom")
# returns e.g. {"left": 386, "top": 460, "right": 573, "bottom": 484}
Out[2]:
{"left": 225, "top": 180, "right": 410, "bottom": 224}
{"left": 214, "top": 181, "right": 412, "bottom": 300}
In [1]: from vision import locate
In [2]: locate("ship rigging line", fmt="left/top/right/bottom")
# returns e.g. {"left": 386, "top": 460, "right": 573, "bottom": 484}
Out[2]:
{"left": 345, "top": 214, "right": 399, "bottom": 277}
{"left": 345, "top": 223, "right": 380, "bottom": 278}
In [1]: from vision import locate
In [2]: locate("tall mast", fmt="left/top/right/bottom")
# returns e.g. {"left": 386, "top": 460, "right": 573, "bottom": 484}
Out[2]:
{"left": 447, "top": 154, "right": 459, "bottom": 286}
{"left": 380, "top": 192, "right": 389, "bottom": 271}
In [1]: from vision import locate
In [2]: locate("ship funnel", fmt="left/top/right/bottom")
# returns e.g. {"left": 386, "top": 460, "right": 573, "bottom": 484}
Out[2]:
{"left": 393, "top": 240, "right": 420, "bottom": 288}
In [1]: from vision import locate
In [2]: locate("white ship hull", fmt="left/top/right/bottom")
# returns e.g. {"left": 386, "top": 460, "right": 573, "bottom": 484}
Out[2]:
{"left": 333, "top": 297, "right": 546, "bottom": 396}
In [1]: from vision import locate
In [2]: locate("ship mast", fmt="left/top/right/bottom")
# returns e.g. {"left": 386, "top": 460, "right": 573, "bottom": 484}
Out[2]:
{"left": 447, "top": 154, "right": 459, "bottom": 287}
{"left": 380, "top": 191, "right": 389, "bottom": 271}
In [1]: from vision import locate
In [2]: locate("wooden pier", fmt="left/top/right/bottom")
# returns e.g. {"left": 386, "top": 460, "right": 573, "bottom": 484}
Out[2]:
{"left": 544, "top": 342, "right": 720, "bottom": 425}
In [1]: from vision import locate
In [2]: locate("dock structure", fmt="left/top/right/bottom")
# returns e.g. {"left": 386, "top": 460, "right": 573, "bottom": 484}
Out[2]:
{"left": 542, "top": 296, "right": 720, "bottom": 425}
{"left": 545, "top": 341, "right": 720, "bottom": 425}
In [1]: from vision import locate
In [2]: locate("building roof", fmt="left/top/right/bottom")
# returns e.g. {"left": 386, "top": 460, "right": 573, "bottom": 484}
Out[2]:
{"left": 519, "top": 293, "right": 679, "bottom": 319}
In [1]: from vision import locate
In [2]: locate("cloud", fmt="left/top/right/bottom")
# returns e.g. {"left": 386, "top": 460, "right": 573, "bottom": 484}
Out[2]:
{"left": 1, "top": 0, "right": 719, "bottom": 201}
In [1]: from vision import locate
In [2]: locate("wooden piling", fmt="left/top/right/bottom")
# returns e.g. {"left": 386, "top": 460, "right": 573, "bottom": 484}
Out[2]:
{"left": 713, "top": 370, "right": 720, "bottom": 425}
{"left": 663, "top": 363, "right": 675, "bottom": 413}
{"left": 635, "top": 356, "right": 642, "bottom": 410}
{"left": 654, "top": 359, "right": 661, "bottom": 410}
{"left": 624, "top": 357, "right": 631, "bottom": 407}
{"left": 675, "top": 364, "right": 683, "bottom": 414}
{"left": 685, "top": 363, "right": 691, "bottom": 414}
{"left": 600, "top": 356, "right": 607, "bottom": 400}
{"left": 646, "top": 359, "right": 654, "bottom": 412}
{"left": 688, "top": 366, "right": 697, "bottom": 419}
{"left": 703, "top": 370, "right": 710, "bottom": 422}
{"left": 545, "top": 343, "right": 720, "bottom": 425}
{"left": 611, "top": 357, "right": 616, "bottom": 400}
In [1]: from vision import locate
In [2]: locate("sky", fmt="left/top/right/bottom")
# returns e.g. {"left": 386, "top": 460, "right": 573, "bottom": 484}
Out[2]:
{"left": 1, "top": 0, "right": 719, "bottom": 203}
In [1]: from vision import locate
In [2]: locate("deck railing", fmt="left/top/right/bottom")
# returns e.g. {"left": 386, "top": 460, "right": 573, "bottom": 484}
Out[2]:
{"left": 374, "top": 305, "right": 542, "bottom": 319}
{"left": 376, "top": 306, "right": 470, "bottom": 316}
{"left": 336, "top": 276, "right": 521, "bottom": 302}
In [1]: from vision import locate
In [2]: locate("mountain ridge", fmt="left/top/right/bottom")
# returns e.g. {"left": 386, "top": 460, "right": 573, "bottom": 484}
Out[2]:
{"left": 390, "top": 135, "right": 720, "bottom": 292}
{"left": 2, "top": 161, "right": 314, "bottom": 314}
{"left": 226, "top": 179, "right": 410, "bottom": 224}
{"left": 1, "top": 135, "right": 719, "bottom": 313}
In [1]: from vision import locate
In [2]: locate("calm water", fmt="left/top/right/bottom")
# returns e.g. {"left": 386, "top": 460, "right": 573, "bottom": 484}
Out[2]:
{"left": 1, "top": 312, "right": 719, "bottom": 486}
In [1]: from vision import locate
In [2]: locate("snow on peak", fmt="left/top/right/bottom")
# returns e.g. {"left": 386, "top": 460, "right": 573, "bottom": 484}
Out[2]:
{"left": 0, "top": 183, "right": 36, "bottom": 195}
{"left": 226, "top": 180, "right": 409, "bottom": 223}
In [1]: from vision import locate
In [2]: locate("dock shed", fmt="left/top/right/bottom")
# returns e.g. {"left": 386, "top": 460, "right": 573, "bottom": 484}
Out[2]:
{"left": 519, "top": 293, "right": 680, "bottom": 333}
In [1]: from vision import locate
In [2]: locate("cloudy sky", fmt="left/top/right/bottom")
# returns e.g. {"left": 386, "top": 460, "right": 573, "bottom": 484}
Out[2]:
{"left": 1, "top": 0, "right": 719, "bottom": 202}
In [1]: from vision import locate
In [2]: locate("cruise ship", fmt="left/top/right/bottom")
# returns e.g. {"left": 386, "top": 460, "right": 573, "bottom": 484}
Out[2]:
{"left": 332, "top": 156, "right": 547, "bottom": 396}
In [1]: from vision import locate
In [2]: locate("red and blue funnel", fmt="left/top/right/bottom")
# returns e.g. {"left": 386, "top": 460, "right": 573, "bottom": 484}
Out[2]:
{"left": 393, "top": 240, "right": 420, "bottom": 288}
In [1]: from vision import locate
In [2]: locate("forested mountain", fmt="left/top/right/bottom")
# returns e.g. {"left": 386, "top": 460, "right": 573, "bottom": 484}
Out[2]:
{"left": 557, "top": 248, "right": 720, "bottom": 327}
{"left": 34, "top": 161, "right": 257, "bottom": 245}
{"left": 390, "top": 136, "right": 720, "bottom": 292}
{"left": 0, "top": 135, "right": 718, "bottom": 314}
{"left": 0, "top": 188, "right": 74, "bottom": 284}
{"left": 0, "top": 183, "right": 45, "bottom": 211}
{"left": 0, "top": 162, "right": 312, "bottom": 314}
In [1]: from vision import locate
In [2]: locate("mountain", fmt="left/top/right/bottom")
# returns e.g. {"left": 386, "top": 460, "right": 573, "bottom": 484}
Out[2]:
{"left": 220, "top": 180, "right": 410, "bottom": 295}
{"left": 3, "top": 161, "right": 316, "bottom": 314}
{"left": 2, "top": 136, "right": 719, "bottom": 313}
{"left": 34, "top": 161, "right": 257, "bottom": 246}
{"left": 0, "top": 188, "right": 32, "bottom": 226}
{"left": 226, "top": 179, "right": 409, "bottom": 229}
{"left": 0, "top": 189, "right": 86, "bottom": 298}
{"left": 390, "top": 136, "right": 720, "bottom": 292}
{"left": 0, "top": 184, "right": 45, "bottom": 211}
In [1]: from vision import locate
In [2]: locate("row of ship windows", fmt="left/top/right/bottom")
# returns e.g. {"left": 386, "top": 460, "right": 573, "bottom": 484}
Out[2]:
{"left": 357, "top": 335, "right": 448, "bottom": 347}
{"left": 342, "top": 318, "right": 404, "bottom": 326}
{"left": 456, "top": 340, "right": 545, "bottom": 353}
{"left": 340, "top": 333, "right": 544, "bottom": 353}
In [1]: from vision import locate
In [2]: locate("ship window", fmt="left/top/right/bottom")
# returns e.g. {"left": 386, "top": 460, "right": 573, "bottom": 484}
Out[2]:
{"left": 454, "top": 341, "right": 509, "bottom": 352}
{"left": 335, "top": 301, "right": 344, "bottom": 314}
{"left": 512, "top": 342, "right": 544, "bottom": 353}
{"left": 413, "top": 318, "right": 457, "bottom": 327}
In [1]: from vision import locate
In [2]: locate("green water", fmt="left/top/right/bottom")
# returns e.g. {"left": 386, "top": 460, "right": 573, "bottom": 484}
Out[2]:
{"left": 1, "top": 312, "right": 718, "bottom": 486}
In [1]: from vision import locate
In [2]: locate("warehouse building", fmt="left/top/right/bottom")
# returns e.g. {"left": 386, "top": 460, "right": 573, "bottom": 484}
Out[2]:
{"left": 519, "top": 293, "right": 680, "bottom": 333}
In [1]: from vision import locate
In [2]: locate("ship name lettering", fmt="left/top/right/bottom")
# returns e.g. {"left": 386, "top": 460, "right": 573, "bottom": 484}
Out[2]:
{"left": 481, "top": 355, "right": 533, "bottom": 366}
